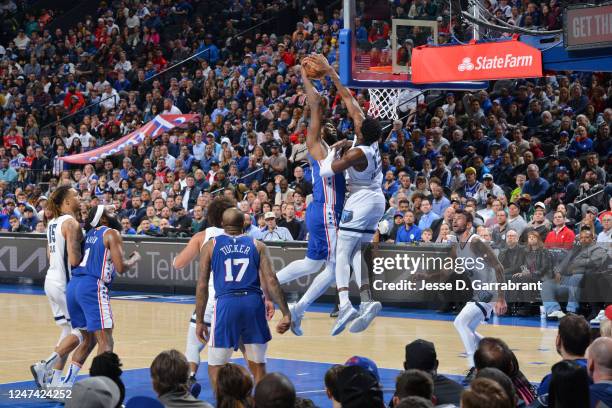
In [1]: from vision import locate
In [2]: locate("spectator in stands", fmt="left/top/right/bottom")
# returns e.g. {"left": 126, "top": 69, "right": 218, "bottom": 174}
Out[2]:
{"left": 391, "top": 369, "right": 435, "bottom": 406}
{"left": 150, "top": 349, "right": 212, "bottom": 408}
{"left": 215, "top": 363, "right": 253, "bottom": 408}
{"left": 336, "top": 365, "right": 384, "bottom": 408}
{"left": 396, "top": 210, "right": 421, "bottom": 244}
{"left": 474, "top": 368, "right": 518, "bottom": 407}
{"left": 259, "top": 211, "right": 293, "bottom": 241}
{"left": 507, "top": 202, "right": 527, "bottom": 238}
{"left": 538, "top": 314, "right": 590, "bottom": 397}
{"left": 278, "top": 203, "right": 304, "bottom": 240}
{"left": 461, "top": 377, "right": 512, "bottom": 408}
{"left": 546, "top": 360, "right": 592, "bottom": 408}
{"left": 324, "top": 365, "right": 343, "bottom": 408}
{"left": 254, "top": 373, "right": 296, "bottom": 408}
{"left": 586, "top": 337, "right": 612, "bottom": 407}
{"left": 403, "top": 339, "right": 462, "bottom": 405}
{"left": 90, "top": 352, "right": 125, "bottom": 408}
{"left": 65, "top": 377, "right": 120, "bottom": 408}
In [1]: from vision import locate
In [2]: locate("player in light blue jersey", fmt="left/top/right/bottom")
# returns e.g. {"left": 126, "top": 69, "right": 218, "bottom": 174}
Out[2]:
{"left": 195, "top": 208, "right": 290, "bottom": 389}
{"left": 273, "top": 66, "right": 346, "bottom": 336}
{"left": 62, "top": 205, "right": 141, "bottom": 387}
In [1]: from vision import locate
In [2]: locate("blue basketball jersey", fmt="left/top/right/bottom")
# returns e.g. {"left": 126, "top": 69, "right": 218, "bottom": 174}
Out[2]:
{"left": 71, "top": 227, "right": 115, "bottom": 284}
{"left": 308, "top": 151, "right": 346, "bottom": 210}
{"left": 211, "top": 234, "right": 261, "bottom": 297}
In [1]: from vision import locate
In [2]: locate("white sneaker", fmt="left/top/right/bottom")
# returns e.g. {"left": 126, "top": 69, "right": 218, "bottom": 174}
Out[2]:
{"left": 349, "top": 301, "right": 382, "bottom": 333}
{"left": 547, "top": 310, "right": 566, "bottom": 320}
{"left": 30, "top": 361, "right": 47, "bottom": 389}
{"left": 590, "top": 310, "right": 606, "bottom": 325}
{"left": 289, "top": 304, "right": 304, "bottom": 336}
{"left": 330, "top": 303, "right": 359, "bottom": 336}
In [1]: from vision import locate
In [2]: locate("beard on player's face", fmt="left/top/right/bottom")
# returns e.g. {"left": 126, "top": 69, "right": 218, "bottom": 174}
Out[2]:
{"left": 105, "top": 214, "right": 123, "bottom": 231}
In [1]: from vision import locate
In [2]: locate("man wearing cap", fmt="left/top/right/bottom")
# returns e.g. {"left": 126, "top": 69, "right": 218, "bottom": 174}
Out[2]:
{"left": 546, "top": 166, "right": 578, "bottom": 205}
{"left": 527, "top": 203, "right": 552, "bottom": 240}
{"left": 458, "top": 167, "right": 480, "bottom": 200}
{"left": 576, "top": 206, "right": 603, "bottom": 236}
{"left": 404, "top": 339, "right": 463, "bottom": 405}
{"left": 336, "top": 365, "right": 384, "bottom": 408}
{"left": 475, "top": 173, "right": 504, "bottom": 209}
{"left": 65, "top": 376, "right": 121, "bottom": 408}
{"left": 259, "top": 212, "right": 293, "bottom": 242}
{"left": 268, "top": 142, "right": 287, "bottom": 176}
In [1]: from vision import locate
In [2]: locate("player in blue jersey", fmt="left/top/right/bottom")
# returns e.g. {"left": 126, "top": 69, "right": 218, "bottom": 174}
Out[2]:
{"left": 273, "top": 66, "right": 346, "bottom": 336}
{"left": 62, "top": 205, "right": 141, "bottom": 387}
{"left": 195, "top": 208, "right": 290, "bottom": 390}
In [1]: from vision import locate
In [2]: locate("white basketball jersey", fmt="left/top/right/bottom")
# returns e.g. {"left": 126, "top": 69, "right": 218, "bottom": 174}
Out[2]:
{"left": 346, "top": 142, "right": 383, "bottom": 193}
{"left": 46, "top": 214, "right": 74, "bottom": 286}
{"left": 201, "top": 226, "right": 225, "bottom": 296}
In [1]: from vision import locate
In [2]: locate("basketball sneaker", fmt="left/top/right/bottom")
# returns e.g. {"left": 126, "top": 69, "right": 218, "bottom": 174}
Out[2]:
{"left": 289, "top": 304, "right": 304, "bottom": 336}
{"left": 349, "top": 301, "right": 382, "bottom": 333}
{"left": 30, "top": 361, "right": 47, "bottom": 389}
{"left": 590, "top": 309, "right": 606, "bottom": 326}
{"left": 330, "top": 303, "right": 359, "bottom": 336}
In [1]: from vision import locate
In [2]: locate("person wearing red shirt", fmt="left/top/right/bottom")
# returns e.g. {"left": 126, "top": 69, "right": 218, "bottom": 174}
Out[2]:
{"left": 3, "top": 128, "right": 23, "bottom": 149}
{"left": 545, "top": 211, "right": 576, "bottom": 249}
{"left": 63, "top": 84, "right": 86, "bottom": 114}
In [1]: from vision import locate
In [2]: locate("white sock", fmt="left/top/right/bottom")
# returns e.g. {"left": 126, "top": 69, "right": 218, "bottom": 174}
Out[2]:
{"left": 44, "top": 352, "right": 59, "bottom": 370}
{"left": 50, "top": 369, "right": 63, "bottom": 387}
{"left": 295, "top": 263, "right": 336, "bottom": 315}
{"left": 339, "top": 291, "right": 350, "bottom": 308}
{"left": 276, "top": 258, "right": 325, "bottom": 285}
{"left": 62, "top": 362, "right": 81, "bottom": 385}
{"left": 186, "top": 320, "right": 206, "bottom": 366}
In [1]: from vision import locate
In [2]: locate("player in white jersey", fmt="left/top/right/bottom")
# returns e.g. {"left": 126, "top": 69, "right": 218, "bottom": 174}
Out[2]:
{"left": 451, "top": 209, "right": 507, "bottom": 383}
{"left": 31, "top": 185, "right": 84, "bottom": 388}
{"left": 173, "top": 196, "right": 265, "bottom": 382}
{"left": 308, "top": 54, "right": 386, "bottom": 336}
{"left": 274, "top": 66, "right": 346, "bottom": 336}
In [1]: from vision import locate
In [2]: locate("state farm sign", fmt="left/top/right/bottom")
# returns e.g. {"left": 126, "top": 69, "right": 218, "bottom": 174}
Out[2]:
{"left": 565, "top": 4, "right": 612, "bottom": 50}
{"left": 411, "top": 40, "right": 542, "bottom": 83}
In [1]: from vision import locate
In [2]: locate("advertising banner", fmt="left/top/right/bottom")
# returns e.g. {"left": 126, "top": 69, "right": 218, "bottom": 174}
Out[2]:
{"left": 565, "top": 4, "right": 612, "bottom": 50}
{"left": 411, "top": 40, "right": 543, "bottom": 83}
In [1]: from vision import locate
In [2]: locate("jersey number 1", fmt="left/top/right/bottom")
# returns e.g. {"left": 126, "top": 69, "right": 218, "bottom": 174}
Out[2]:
{"left": 224, "top": 258, "right": 249, "bottom": 282}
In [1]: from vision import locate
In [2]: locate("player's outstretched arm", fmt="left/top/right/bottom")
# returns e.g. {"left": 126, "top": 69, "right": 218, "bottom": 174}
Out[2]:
{"left": 172, "top": 231, "right": 205, "bottom": 270}
{"left": 63, "top": 218, "right": 83, "bottom": 267}
{"left": 195, "top": 240, "right": 213, "bottom": 343}
{"left": 306, "top": 54, "right": 364, "bottom": 129}
{"left": 300, "top": 66, "right": 326, "bottom": 161}
{"left": 104, "top": 229, "right": 141, "bottom": 275}
{"left": 319, "top": 146, "right": 368, "bottom": 178}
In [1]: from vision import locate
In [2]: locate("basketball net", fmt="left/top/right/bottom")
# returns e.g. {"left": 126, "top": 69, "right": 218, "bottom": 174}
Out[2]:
{"left": 367, "top": 88, "right": 400, "bottom": 121}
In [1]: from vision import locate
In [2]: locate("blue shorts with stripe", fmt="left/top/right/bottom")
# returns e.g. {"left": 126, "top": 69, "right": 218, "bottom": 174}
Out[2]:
{"left": 210, "top": 291, "right": 271, "bottom": 350}
{"left": 66, "top": 276, "right": 114, "bottom": 332}
{"left": 305, "top": 201, "right": 340, "bottom": 261}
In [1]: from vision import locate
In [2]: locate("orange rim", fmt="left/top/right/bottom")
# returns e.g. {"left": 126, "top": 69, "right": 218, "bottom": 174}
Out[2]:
{"left": 369, "top": 65, "right": 393, "bottom": 73}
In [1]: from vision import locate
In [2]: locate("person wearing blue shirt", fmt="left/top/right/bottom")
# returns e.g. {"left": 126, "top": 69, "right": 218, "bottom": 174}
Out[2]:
{"left": 211, "top": 99, "right": 229, "bottom": 124}
{"left": 568, "top": 125, "right": 594, "bottom": 157}
{"left": 418, "top": 199, "right": 440, "bottom": 230}
{"left": 522, "top": 164, "right": 550, "bottom": 203}
{"left": 587, "top": 337, "right": 612, "bottom": 408}
{"left": 382, "top": 171, "right": 399, "bottom": 198}
{"left": 200, "top": 144, "right": 216, "bottom": 173}
{"left": 430, "top": 181, "right": 451, "bottom": 216}
{"left": 395, "top": 211, "right": 422, "bottom": 244}
{"left": 205, "top": 133, "right": 222, "bottom": 157}
{"left": 196, "top": 35, "right": 219, "bottom": 65}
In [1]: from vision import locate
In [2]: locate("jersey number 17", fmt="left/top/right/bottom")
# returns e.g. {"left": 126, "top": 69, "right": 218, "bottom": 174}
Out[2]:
{"left": 224, "top": 258, "right": 249, "bottom": 282}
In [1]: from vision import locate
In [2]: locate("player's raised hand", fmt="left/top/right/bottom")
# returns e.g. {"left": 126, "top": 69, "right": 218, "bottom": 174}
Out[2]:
{"left": 196, "top": 321, "right": 209, "bottom": 344}
{"left": 265, "top": 299, "right": 275, "bottom": 321}
{"left": 309, "top": 53, "right": 333, "bottom": 74}
{"left": 276, "top": 314, "right": 291, "bottom": 334}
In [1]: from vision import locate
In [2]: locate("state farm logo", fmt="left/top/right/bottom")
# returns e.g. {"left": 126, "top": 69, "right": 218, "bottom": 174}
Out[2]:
{"left": 457, "top": 54, "right": 533, "bottom": 72}
{"left": 458, "top": 57, "right": 474, "bottom": 71}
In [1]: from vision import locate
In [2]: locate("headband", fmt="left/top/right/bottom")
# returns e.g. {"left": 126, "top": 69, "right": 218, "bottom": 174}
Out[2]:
{"left": 91, "top": 205, "right": 105, "bottom": 228}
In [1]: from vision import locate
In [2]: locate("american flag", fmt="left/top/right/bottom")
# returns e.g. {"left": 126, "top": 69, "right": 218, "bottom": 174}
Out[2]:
{"left": 354, "top": 54, "right": 372, "bottom": 72}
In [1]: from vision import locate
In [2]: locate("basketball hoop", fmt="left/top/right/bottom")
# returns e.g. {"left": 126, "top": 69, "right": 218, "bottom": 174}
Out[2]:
{"left": 368, "top": 88, "right": 401, "bottom": 121}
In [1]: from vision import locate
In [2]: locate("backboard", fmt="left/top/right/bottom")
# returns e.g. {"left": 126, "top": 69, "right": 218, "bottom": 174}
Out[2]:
{"left": 340, "top": 0, "right": 488, "bottom": 91}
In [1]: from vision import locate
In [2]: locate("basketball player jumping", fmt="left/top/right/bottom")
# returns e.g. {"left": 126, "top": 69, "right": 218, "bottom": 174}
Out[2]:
{"left": 31, "top": 186, "right": 84, "bottom": 389}
{"left": 308, "top": 54, "right": 386, "bottom": 336}
{"left": 62, "top": 205, "right": 141, "bottom": 387}
{"left": 172, "top": 197, "right": 270, "bottom": 380}
{"left": 274, "top": 65, "right": 346, "bottom": 336}
{"left": 195, "top": 208, "right": 291, "bottom": 389}
{"left": 451, "top": 209, "right": 507, "bottom": 382}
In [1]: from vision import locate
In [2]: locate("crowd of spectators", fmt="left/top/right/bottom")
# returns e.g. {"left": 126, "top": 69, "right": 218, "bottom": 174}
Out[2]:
{"left": 63, "top": 312, "right": 612, "bottom": 407}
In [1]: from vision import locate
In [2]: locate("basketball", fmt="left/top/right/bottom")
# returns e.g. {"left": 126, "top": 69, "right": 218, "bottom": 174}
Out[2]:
{"left": 303, "top": 58, "right": 327, "bottom": 79}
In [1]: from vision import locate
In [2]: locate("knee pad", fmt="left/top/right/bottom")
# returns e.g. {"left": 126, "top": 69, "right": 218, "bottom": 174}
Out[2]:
{"left": 243, "top": 343, "right": 267, "bottom": 364}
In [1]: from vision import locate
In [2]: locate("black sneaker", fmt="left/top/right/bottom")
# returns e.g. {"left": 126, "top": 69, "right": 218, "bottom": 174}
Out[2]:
{"left": 330, "top": 304, "right": 339, "bottom": 318}
{"left": 462, "top": 367, "right": 477, "bottom": 386}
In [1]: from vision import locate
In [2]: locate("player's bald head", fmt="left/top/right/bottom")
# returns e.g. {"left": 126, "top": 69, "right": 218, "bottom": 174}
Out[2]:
{"left": 587, "top": 337, "right": 612, "bottom": 374}
{"left": 222, "top": 208, "right": 244, "bottom": 230}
